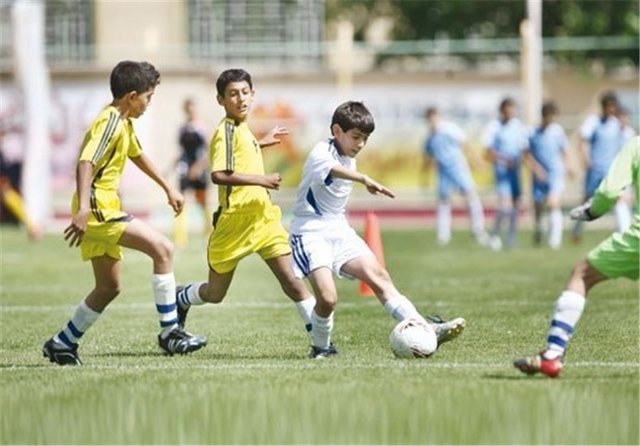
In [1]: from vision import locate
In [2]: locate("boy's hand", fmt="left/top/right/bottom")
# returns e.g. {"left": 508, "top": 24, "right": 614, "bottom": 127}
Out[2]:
{"left": 259, "top": 126, "right": 289, "bottom": 148}
{"left": 167, "top": 189, "right": 185, "bottom": 215}
{"left": 569, "top": 198, "right": 597, "bottom": 221}
{"left": 363, "top": 175, "right": 395, "bottom": 198}
{"left": 64, "top": 209, "right": 90, "bottom": 247}
{"left": 533, "top": 166, "right": 547, "bottom": 182}
{"left": 262, "top": 173, "right": 282, "bottom": 190}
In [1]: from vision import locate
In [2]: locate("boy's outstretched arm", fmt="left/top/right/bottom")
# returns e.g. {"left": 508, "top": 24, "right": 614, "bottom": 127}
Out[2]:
{"left": 64, "top": 160, "right": 93, "bottom": 247}
{"left": 211, "top": 170, "right": 282, "bottom": 190}
{"left": 570, "top": 137, "right": 638, "bottom": 221}
{"left": 329, "top": 164, "right": 395, "bottom": 198}
{"left": 258, "top": 126, "right": 289, "bottom": 148}
{"left": 130, "top": 153, "right": 184, "bottom": 215}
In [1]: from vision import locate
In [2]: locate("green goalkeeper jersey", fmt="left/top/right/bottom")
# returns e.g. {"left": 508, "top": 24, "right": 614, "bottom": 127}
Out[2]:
{"left": 591, "top": 136, "right": 640, "bottom": 226}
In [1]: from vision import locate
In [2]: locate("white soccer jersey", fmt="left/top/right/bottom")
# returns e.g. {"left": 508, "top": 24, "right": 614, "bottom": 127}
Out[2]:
{"left": 290, "top": 138, "right": 356, "bottom": 232}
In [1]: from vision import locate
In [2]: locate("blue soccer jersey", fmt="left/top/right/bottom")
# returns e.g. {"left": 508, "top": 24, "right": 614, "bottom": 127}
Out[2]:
{"left": 483, "top": 118, "right": 529, "bottom": 198}
{"left": 529, "top": 123, "right": 568, "bottom": 201}
{"left": 425, "top": 121, "right": 475, "bottom": 199}
{"left": 529, "top": 123, "right": 567, "bottom": 175}
{"left": 580, "top": 115, "right": 623, "bottom": 173}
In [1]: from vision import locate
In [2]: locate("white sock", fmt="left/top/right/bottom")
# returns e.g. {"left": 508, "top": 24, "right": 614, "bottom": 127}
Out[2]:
{"left": 54, "top": 300, "right": 101, "bottom": 348}
{"left": 614, "top": 201, "right": 631, "bottom": 233}
{"left": 311, "top": 310, "right": 333, "bottom": 349}
{"left": 436, "top": 202, "right": 451, "bottom": 244}
{"left": 545, "top": 290, "right": 586, "bottom": 357}
{"left": 177, "top": 282, "right": 206, "bottom": 308}
{"left": 468, "top": 197, "right": 485, "bottom": 235}
{"left": 548, "top": 208, "right": 563, "bottom": 249}
{"left": 383, "top": 295, "right": 428, "bottom": 325}
{"left": 152, "top": 273, "right": 179, "bottom": 336}
{"left": 295, "top": 297, "right": 316, "bottom": 333}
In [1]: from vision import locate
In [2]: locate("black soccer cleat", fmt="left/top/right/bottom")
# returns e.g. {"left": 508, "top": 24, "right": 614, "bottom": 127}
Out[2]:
{"left": 158, "top": 328, "right": 207, "bottom": 356}
{"left": 43, "top": 338, "right": 82, "bottom": 366}
{"left": 309, "top": 343, "right": 339, "bottom": 359}
{"left": 176, "top": 285, "right": 191, "bottom": 329}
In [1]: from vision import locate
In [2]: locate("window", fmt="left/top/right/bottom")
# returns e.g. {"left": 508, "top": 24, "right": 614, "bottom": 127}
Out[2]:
{"left": 187, "top": 0, "right": 325, "bottom": 70}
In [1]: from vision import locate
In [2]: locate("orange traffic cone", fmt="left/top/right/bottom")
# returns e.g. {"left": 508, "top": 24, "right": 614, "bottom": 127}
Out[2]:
{"left": 359, "top": 211, "right": 385, "bottom": 297}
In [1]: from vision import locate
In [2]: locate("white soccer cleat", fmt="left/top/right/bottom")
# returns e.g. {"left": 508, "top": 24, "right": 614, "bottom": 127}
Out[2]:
{"left": 425, "top": 315, "right": 466, "bottom": 346}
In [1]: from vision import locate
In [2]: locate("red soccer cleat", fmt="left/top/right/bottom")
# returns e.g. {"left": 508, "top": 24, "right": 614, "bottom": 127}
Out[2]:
{"left": 514, "top": 351, "right": 564, "bottom": 378}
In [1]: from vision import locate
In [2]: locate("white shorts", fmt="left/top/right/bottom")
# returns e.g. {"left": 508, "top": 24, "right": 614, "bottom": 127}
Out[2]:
{"left": 289, "top": 223, "right": 374, "bottom": 279}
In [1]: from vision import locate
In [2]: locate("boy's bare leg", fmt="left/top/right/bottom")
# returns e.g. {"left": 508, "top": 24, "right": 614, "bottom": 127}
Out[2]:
{"left": 342, "top": 256, "right": 465, "bottom": 345}
{"left": 265, "top": 254, "right": 316, "bottom": 334}
{"left": 118, "top": 219, "right": 207, "bottom": 353}
{"left": 306, "top": 267, "right": 338, "bottom": 357}
{"left": 44, "top": 255, "right": 119, "bottom": 365}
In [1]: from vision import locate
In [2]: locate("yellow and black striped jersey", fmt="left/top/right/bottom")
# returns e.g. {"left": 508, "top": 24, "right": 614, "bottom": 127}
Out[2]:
{"left": 210, "top": 117, "right": 271, "bottom": 213}
{"left": 78, "top": 105, "right": 143, "bottom": 191}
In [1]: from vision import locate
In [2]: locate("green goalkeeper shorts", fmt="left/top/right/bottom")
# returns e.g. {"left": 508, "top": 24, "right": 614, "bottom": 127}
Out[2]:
{"left": 587, "top": 222, "right": 639, "bottom": 280}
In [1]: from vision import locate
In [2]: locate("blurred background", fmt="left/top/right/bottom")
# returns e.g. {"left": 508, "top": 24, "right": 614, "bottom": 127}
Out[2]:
{"left": 0, "top": 0, "right": 638, "bottom": 233}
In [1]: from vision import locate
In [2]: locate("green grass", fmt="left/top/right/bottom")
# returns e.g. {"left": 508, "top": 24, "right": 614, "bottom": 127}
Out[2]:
{"left": 1, "top": 226, "right": 638, "bottom": 445}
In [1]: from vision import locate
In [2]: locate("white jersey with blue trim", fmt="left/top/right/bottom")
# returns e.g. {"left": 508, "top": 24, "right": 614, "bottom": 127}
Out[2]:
{"left": 290, "top": 138, "right": 355, "bottom": 233}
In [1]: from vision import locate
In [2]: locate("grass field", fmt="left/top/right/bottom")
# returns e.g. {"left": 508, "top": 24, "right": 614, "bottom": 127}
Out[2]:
{"left": 1, "top": 226, "right": 638, "bottom": 445}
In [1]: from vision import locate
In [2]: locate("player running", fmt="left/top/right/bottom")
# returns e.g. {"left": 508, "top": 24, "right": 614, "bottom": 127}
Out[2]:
{"left": 514, "top": 136, "right": 639, "bottom": 378}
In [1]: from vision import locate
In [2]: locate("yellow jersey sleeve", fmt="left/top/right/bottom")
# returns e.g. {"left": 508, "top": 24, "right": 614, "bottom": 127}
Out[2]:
{"left": 210, "top": 120, "right": 235, "bottom": 173}
{"left": 79, "top": 109, "right": 120, "bottom": 164}
{"left": 128, "top": 130, "right": 143, "bottom": 158}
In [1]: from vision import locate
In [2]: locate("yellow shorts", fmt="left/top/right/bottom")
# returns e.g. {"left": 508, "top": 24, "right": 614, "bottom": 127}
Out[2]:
{"left": 73, "top": 189, "right": 130, "bottom": 261}
{"left": 207, "top": 205, "right": 291, "bottom": 273}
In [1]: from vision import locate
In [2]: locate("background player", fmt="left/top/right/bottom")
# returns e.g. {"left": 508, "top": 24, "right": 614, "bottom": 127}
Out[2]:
{"left": 573, "top": 91, "right": 628, "bottom": 241}
{"left": 482, "top": 98, "right": 529, "bottom": 250}
{"left": 175, "top": 69, "right": 317, "bottom": 339}
{"left": 423, "top": 106, "right": 488, "bottom": 246}
{"left": 42, "top": 61, "right": 206, "bottom": 366}
{"left": 174, "top": 98, "right": 210, "bottom": 247}
{"left": 515, "top": 136, "right": 639, "bottom": 378}
{"left": 289, "top": 101, "right": 466, "bottom": 358}
{"left": 525, "top": 101, "right": 570, "bottom": 249}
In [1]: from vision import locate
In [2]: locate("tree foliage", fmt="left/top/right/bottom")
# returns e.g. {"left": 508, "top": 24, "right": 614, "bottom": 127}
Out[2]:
{"left": 326, "top": 0, "right": 639, "bottom": 66}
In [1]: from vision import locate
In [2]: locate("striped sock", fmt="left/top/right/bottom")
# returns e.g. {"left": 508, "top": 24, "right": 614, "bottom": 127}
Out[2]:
{"left": 545, "top": 291, "right": 586, "bottom": 358}
{"left": 54, "top": 300, "right": 101, "bottom": 348}
{"left": 153, "top": 273, "right": 179, "bottom": 336}
{"left": 176, "top": 282, "right": 206, "bottom": 309}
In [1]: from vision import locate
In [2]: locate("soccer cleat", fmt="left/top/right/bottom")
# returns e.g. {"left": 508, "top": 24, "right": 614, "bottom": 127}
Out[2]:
{"left": 175, "top": 285, "right": 190, "bottom": 329}
{"left": 513, "top": 351, "right": 564, "bottom": 378}
{"left": 158, "top": 328, "right": 207, "bottom": 356}
{"left": 42, "top": 338, "right": 82, "bottom": 366}
{"left": 425, "top": 314, "right": 466, "bottom": 345}
{"left": 309, "top": 343, "right": 339, "bottom": 359}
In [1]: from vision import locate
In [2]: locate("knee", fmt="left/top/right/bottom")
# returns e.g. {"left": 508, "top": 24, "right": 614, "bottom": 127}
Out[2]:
{"left": 316, "top": 293, "right": 337, "bottom": 313}
{"left": 201, "top": 285, "right": 226, "bottom": 304}
{"left": 153, "top": 237, "right": 175, "bottom": 264}
{"left": 281, "top": 275, "right": 307, "bottom": 300}
{"left": 97, "top": 282, "right": 121, "bottom": 301}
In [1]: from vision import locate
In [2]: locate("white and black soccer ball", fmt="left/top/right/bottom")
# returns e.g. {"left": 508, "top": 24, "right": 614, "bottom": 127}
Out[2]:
{"left": 389, "top": 319, "right": 437, "bottom": 358}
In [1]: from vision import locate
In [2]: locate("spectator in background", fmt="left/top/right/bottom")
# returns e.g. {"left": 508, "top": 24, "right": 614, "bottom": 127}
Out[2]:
{"left": 482, "top": 98, "right": 529, "bottom": 250}
{"left": 423, "top": 107, "right": 488, "bottom": 246}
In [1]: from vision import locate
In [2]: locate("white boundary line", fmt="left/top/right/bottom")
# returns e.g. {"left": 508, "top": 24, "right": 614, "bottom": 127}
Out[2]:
{"left": 1, "top": 361, "right": 638, "bottom": 372}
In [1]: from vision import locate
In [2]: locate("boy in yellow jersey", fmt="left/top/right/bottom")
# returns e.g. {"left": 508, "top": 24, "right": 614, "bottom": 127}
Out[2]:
{"left": 176, "top": 69, "right": 316, "bottom": 339}
{"left": 42, "top": 61, "right": 207, "bottom": 366}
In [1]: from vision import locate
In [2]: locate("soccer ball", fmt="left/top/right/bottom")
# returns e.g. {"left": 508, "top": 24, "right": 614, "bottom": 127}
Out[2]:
{"left": 389, "top": 319, "right": 437, "bottom": 358}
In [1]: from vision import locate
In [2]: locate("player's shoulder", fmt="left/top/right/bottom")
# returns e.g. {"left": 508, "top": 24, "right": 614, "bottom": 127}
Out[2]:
{"left": 90, "top": 105, "right": 119, "bottom": 127}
